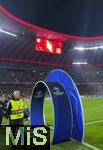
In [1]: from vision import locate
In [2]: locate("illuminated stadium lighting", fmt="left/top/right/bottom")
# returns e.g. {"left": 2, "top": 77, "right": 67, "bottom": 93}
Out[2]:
{"left": 74, "top": 46, "right": 103, "bottom": 50}
{"left": 36, "top": 38, "right": 41, "bottom": 42}
{"left": 73, "top": 61, "right": 88, "bottom": 65}
{"left": 74, "top": 47, "right": 85, "bottom": 51}
{"left": 56, "top": 48, "right": 61, "bottom": 54}
{"left": 46, "top": 40, "right": 53, "bottom": 52}
{"left": 0, "top": 28, "right": 17, "bottom": 37}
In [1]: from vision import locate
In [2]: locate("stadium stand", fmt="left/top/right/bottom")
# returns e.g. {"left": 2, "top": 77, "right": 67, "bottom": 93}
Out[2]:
{"left": 0, "top": 63, "right": 103, "bottom": 97}
{"left": 0, "top": 6, "right": 103, "bottom": 98}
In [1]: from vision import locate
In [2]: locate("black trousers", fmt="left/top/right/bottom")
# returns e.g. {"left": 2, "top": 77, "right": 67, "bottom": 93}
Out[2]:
{"left": 9, "top": 118, "right": 23, "bottom": 139}
{"left": 0, "top": 117, "right": 2, "bottom": 125}
{"left": 9, "top": 118, "right": 24, "bottom": 149}
{"left": 9, "top": 118, "right": 23, "bottom": 126}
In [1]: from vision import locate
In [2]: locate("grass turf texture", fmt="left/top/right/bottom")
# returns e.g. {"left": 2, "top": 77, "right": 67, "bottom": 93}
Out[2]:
{"left": 0, "top": 97, "right": 103, "bottom": 150}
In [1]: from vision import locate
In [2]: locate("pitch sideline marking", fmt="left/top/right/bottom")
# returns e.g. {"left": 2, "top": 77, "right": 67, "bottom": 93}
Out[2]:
{"left": 83, "top": 142, "right": 101, "bottom": 150}
{"left": 85, "top": 120, "right": 103, "bottom": 125}
{"left": 49, "top": 126, "right": 100, "bottom": 150}
{"left": 49, "top": 119, "right": 103, "bottom": 129}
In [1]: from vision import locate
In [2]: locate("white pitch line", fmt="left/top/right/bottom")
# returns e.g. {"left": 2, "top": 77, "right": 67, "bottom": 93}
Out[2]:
{"left": 70, "top": 138, "right": 100, "bottom": 150}
{"left": 85, "top": 120, "right": 103, "bottom": 125}
{"left": 48, "top": 119, "right": 103, "bottom": 149}
{"left": 49, "top": 126, "right": 100, "bottom": 150}
{"left": 83, "top": 142, "right": 101, "bottom": 150}
{"left": 49, "top": 119, "right": 103, "bottom": 129}
{"left": 71, "top": 138, "right": 100, "bottom": 150}
{"left": 48, "top": 123, "right": 102, "bottom": 150}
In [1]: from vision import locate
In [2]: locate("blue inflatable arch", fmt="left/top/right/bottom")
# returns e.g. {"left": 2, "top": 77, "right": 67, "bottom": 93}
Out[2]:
{"left": 30, "top": 69, "right": 84, "bottom": 144}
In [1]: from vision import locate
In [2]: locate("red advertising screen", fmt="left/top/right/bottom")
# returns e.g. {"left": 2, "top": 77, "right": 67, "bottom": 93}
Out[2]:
{"left": 35, "top": 38, "right": 62, "bottom": 55}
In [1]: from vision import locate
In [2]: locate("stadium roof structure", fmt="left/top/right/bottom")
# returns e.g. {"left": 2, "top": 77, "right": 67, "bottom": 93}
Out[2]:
{"left": 1, "top": 5, "right": 103, "bottom": 69}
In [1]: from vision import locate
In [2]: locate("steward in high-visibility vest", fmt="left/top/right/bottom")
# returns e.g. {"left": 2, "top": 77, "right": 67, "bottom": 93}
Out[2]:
{"left": 7, "top": 91, "right": 24, "bottom": 125}
{"left": 10, "top": 98, "right": 24, "bottom": 120}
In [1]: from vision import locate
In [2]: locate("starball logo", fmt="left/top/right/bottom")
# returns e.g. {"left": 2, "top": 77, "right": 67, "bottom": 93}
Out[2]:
{"left": 35, "top": 91, "right": 44, "bottom": 98}
{"left": 53, "top": 87, "right": 64, "bottom": 96}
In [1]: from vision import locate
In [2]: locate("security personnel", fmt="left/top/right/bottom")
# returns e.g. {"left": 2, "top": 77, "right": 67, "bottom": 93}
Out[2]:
{"left": 7, "top": 90, "right": 24, "bottom": 125}
{"left": 23, "top": 106, "right": 30, "bottom": 120}
{"left": 0, "top": 103, "right": 3, "bottom": 125}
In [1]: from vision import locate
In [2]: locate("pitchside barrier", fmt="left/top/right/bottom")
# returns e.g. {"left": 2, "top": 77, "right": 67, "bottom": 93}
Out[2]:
{"left": 30, "top": 69, "right": 84, "bottom": 144}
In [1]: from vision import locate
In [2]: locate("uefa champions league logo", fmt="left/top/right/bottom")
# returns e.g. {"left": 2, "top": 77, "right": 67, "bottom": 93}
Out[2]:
{"left": 53, "top": 87, "right": 64, "bottom": 96}
{"left": 35, "top": 91, "right": 43, "bottom": 98}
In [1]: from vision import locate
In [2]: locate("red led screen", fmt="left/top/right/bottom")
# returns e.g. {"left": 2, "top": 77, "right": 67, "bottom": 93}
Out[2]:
{"left": 35, "top": 38, "right": 62, "bottom": 54}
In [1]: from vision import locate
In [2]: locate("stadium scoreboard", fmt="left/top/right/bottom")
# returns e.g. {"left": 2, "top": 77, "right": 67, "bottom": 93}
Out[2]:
{"left": 35, "top": 38, "right": 62, "bottom": 55}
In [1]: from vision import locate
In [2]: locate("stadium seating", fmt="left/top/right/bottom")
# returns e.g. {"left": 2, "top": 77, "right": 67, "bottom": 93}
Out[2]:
{"left": 0, "top": 66, "right": 103, "bottom": 97}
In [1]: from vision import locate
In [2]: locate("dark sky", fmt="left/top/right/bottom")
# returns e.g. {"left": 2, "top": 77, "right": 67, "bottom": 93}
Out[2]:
{"left": 1, "top": 0, "right": 103, "bottom": 37}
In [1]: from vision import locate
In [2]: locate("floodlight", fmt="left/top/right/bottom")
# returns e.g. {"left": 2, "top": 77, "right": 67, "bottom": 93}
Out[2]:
{"left": 73, "top": 61, "right": 88, "bottom": 65}
{"left": 0, "top": 28, "right": 17, "bottom": 37}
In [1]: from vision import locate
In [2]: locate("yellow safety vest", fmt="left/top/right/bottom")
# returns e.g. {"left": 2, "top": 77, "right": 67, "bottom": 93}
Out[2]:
{"left": 10, "top": 98, "right": 24, "bottom": 120}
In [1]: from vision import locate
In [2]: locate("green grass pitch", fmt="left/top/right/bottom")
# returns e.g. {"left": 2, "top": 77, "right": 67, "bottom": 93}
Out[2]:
{"left": 1, "top": 97, "right": 103, "bottom": 150}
